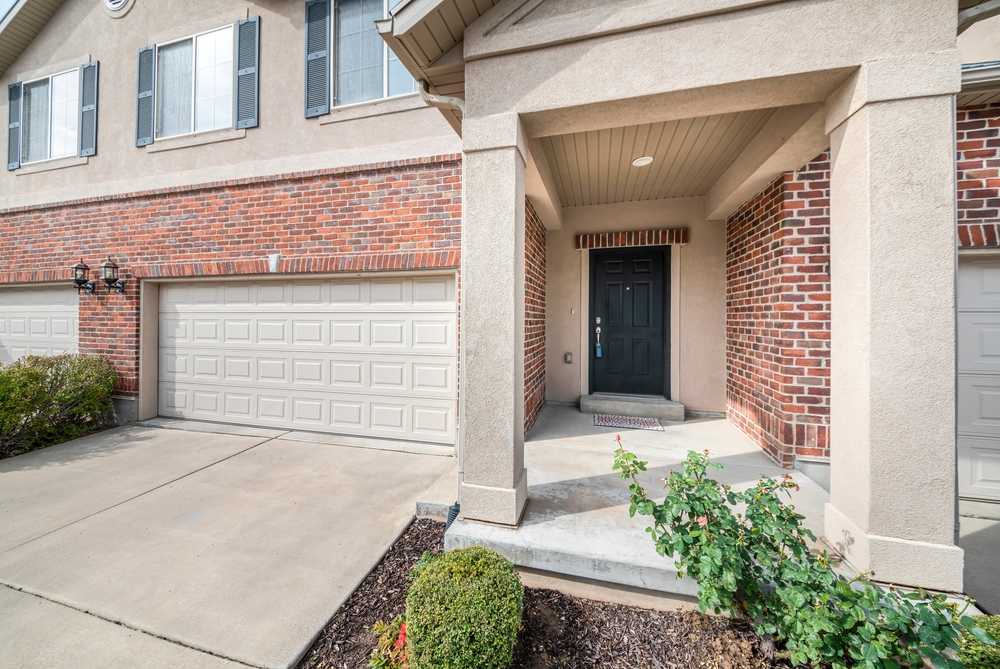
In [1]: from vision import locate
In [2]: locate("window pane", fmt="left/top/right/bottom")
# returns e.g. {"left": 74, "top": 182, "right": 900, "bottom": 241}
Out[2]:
{"left": 21, "top": 80, "right": 49, "bottom": 163}
{"left": 388, "top": 51, "right": 417, "bottom": 97}
{"left": 50, "top": 69, "right": 79, "bottom": 159}
{"left": 156, "top": 39, "right": 194, "bottom": 138}
{"left": 195, "top": 27, "right": 233, "bottom": 132}
{"left": 335, "top": 0, "right": 383, "bottom": 105}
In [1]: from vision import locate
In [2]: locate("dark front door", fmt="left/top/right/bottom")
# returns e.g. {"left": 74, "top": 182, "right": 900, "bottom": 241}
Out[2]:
{"left": 590, "top": 247, "right": 668, "bottom": 396}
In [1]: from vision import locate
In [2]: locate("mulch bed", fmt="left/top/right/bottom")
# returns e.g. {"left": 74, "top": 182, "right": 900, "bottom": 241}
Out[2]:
{"left": 298, "top": 518, "right": 779, "bottom": 669}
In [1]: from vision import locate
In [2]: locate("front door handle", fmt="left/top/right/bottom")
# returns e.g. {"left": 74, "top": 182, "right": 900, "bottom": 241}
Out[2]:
{"left": 595, "top": 326, "right": 602, "bottom": 358}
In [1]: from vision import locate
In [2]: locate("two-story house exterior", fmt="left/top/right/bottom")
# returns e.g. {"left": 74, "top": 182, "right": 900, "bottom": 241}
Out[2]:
{"left": 3, "top": 0, "right": 1000, "bottom": 596}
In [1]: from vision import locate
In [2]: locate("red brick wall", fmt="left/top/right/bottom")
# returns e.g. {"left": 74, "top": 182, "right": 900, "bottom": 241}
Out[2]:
{"left": 0, "top": 156, "right": 463, "bottom": 396}
{"left": 726, "top": 153, "right": 831, "bottom": 466}
{"left": 957, "top": 102, "right": 1000, "bottom": 247}
{"left": 524, "top": 199, "right": 546, "bottom": 436}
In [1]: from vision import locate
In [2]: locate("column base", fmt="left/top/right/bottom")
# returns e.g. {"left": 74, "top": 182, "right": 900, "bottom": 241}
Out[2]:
{"left": 459, "top": 468, "right": 528, "bottom": 526}
{"left": 825, "top": 504, "right": 964, "bottom": 592}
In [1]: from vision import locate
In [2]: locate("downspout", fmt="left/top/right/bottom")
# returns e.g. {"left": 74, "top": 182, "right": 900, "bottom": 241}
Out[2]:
{"left": 419, "top": 78, "right": 466, "bottom": 526}
{"left": 419, "top": 80, "right": 465, "bottom": 115}
{"left": 958, "top": 0, "right": 1000, "bottom": 34}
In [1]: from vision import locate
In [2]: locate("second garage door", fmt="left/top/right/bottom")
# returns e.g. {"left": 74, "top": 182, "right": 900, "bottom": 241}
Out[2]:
{"left": 159, "top": 276, "right": 457, "bottom": 444}
{"left": 0, "top": 285, "right": 78, "bottom": 365}
{"left": 958, "top": 257, "right": 1000, "bottom": 503}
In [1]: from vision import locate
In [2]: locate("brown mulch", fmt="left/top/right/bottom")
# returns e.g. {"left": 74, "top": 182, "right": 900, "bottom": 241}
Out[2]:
{"left": 297, "top": 518, "right": 778, "bottom": 669}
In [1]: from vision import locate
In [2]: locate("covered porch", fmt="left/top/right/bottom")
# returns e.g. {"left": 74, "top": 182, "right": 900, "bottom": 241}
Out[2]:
{"left": 381, "top": 0, "right": 966, "bottom": 595}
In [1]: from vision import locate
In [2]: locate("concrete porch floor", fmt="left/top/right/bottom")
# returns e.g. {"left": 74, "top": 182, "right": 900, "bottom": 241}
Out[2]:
{"left": 446, "top": 405, "right": 828, "bottom": 598}
{"left": 444, "top": 405, "right": 998, "bottom": 613}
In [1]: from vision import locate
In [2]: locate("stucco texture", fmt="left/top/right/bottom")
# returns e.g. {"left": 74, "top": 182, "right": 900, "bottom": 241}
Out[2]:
{"left": 0, "top": 0, "right": 460, "bottom": 210}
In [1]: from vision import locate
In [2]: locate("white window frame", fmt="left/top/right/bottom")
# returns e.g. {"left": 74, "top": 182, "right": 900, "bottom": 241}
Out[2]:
{"left": 331, "top": 0, "right": 417, "bottom": 110}
{"left": 154, "top": 24, "right": 236, "bottom": 141}
{"left": 19, "top": 68, "right": 80, "bottom": 166}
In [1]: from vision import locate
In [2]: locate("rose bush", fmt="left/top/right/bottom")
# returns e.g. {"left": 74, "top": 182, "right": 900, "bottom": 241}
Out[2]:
{"left": 613, "top": 437, "right": 996, "bottom": 669}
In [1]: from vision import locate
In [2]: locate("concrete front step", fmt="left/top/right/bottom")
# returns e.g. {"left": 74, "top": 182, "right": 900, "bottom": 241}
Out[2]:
{"left": 580, "top": 393, "right": 685, "bottom": 421}
{"left": 444, "top": 517, "right": 699, "bottom": 598}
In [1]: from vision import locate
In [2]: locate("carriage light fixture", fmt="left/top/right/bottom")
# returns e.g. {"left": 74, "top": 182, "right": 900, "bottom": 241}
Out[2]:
{"left": 100, "top": 256, "right": 126, "bottom": 294}
{"left": 72, "top": 259, "right": 95, "bottom": 295}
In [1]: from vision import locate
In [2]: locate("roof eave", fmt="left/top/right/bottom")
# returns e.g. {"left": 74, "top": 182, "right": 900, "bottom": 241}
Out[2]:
{"left": 0, "top": 0, "right": 67, "bottom": 80}
{"left": 378, "top": 5, "right": 465, "bottom": 136}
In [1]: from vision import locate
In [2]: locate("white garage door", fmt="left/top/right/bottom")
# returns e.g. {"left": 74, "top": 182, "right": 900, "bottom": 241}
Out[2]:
{"left": 158, "top": 276, "right": 458, "bottom": 444}
{"left": 958, "top": 258, "right": 1000, "bottom": 502}
{"left": 0, "top": 285, "right": 78, "bottom": 365}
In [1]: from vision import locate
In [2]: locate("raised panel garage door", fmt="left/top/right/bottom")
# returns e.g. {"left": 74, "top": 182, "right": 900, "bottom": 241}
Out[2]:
{"left": 958, "top": 258, "right": 1000, "bottom": 502}
{"left": 0, "top": 285, "right": 78, "bottom": 365}
{"left": 158, "top": 276, "right": 457, "bottom": 444}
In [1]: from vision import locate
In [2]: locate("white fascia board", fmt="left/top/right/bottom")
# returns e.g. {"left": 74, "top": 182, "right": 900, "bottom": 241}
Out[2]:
{"left": 963, "top": 62, "right": 1000, "bottom": 91}
{"left": 0, "top": 0, "right": 30, "bottom": 35}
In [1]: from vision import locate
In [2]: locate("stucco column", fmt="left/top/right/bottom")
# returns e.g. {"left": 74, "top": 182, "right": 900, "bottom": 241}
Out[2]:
{"left": 825, "top": 52, "right": 963, "bottom": 592}
{"left": 458, "top": 113, "right": 528, "bottom": 526}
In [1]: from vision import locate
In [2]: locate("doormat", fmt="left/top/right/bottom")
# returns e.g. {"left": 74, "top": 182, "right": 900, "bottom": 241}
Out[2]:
{"left": 594, "top": 414, "right": 664, "bottom": 431}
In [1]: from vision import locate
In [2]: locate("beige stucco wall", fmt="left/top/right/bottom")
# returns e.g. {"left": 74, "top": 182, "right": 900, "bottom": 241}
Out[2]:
{"left": 545, "top": 197, "right": 726, "bottom": 413}
{"left": 959, "top": 14, "right": 1000, "bottom": 64}
{"left": 464, "top": 0, "right": 955, "bottom": 132}
{"left": 0, "top": 0, "right": 460, "bottom": 210}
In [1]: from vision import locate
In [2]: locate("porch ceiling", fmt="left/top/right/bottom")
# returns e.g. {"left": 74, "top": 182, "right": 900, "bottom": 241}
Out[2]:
{"left": 540, "top": 108, "right": 776, "bottom": 207}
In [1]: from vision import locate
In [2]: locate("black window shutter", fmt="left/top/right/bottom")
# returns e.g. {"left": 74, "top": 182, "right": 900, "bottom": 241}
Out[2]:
{"left": 136, "top": 45, "right": 155, "bottom": 146}
{"left": 79, "top": 61, "right": 99, "bottom": 157}
{"left": 7, "top": 82, "right": 21, "bottom": 170}
{"left": 304, "top": 0, "right": 329, "bottom": 118}
{"left": 235, "top": 16, "right": 259, "bottom": 129}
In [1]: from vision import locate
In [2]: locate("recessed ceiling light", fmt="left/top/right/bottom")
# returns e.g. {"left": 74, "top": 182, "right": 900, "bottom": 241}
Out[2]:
{"left": 631, "top": 156, "right": 653, "bottom": 167}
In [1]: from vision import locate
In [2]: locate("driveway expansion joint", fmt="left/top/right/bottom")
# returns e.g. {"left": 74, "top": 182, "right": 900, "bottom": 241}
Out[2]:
{"left": 0, "top": 434, "right": 276, "bottom": 556}
{"left": 0, "top": 582, "right": 262, "bottom": 669}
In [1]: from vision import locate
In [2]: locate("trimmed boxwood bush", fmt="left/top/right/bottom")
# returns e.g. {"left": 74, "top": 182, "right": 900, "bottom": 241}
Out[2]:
{"left": 0, "top": 354, "right": 117, "bottom": 459}
{"left": 405, "top": 546, "right": 523, "bottom": 669}
{"left": 963, "top": 616, "right": 1000, "bottom": 669}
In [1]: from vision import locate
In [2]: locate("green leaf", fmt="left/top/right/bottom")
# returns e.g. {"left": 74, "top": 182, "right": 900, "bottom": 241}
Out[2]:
{"left": 880, "top": 659, "right": 899, "bottom": 669}
{"left": 925, "top": 649, "right": 949, "bottom": 669}
{"left": 970, "top": 625, "right": 999, "bottom": 646}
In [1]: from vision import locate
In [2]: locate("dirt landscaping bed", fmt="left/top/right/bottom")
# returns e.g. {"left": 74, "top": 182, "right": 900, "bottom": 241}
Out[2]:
{"left": 298, "top": 518, "right": 778, "bottom": 669}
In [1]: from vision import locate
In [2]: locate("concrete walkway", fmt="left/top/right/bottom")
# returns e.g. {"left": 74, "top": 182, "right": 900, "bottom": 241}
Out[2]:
{"left": 0, "top": 425, "right": 453, "bottom": 669}
{"left": 961, "top": 515, "right": 1000, "bottom": 615}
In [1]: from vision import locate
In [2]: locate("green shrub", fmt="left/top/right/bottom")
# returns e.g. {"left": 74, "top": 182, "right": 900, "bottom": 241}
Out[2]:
{"left": 405, "top": 546, "right": 523, "bottom": 669}
{"left": 962, "top": 616, "right": 1000, "bottom": 669}
{"left": 614, "top": 441, "right": 997, "bottom": 669}
{"left": 0, "top": 354, "right": 117, "bottom": 459}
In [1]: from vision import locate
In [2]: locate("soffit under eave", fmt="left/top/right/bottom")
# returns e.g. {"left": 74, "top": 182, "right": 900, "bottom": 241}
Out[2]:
{"left": 959, "top": 62, "right": 1000, "bottom": 106}
{"left": 0, "top": 0, "right": 66, "bottom": 80}
{"left": 378, "top": 0, "right": 499, "bottom": 136}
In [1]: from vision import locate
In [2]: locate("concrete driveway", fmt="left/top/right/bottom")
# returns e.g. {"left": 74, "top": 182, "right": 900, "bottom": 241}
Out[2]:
{"left": 0, "top": 425, "right": 453, "bottom": 669}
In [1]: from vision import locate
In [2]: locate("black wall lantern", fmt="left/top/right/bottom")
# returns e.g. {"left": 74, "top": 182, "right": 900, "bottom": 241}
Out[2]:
{"left": 100, "top": 256, "right": 126, "bottom": 294}
{"left": 72, "top": 259, "right": 95, "bottom": 294}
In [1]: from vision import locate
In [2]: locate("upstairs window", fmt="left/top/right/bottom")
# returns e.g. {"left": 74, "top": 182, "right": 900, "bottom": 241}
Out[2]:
{"left": 304, "top": 0, "right": 417, "bottom": 117}
{"left": 334, "top": 0, "right": 415, "bottom": 105}
{"left": 7, "top": 62, "right": 99, "bottom": 171}
{"left": 156, "top": 27, "right": 234, "bottom": 139}
{"left": 135, "top": 18, "right": 259, "bottom": 147}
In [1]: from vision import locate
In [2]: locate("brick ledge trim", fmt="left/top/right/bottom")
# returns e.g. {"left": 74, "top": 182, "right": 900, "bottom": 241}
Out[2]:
{"left": 0, "top": 250, "right": 461, "bottom": 284}
{"left": 0, "top": 154, "right": 463, "bottom": 215}
{"left": 574, "top": 228, "right": 687, "bottom": 250}
{"left": 958, "top": 223, "right": 1000, "bottom": 248}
